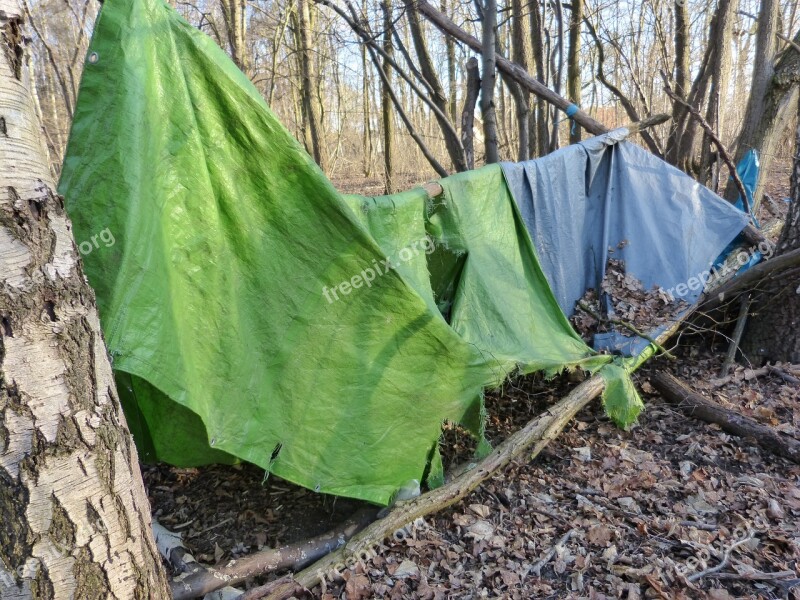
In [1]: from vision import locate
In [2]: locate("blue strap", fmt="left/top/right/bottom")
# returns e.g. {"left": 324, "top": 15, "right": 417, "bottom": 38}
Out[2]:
{"left": 565, "top": 103, "right": 579, "bottom": 135}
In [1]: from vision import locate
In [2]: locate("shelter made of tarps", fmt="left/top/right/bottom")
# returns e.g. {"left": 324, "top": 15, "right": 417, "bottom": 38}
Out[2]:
{"left": 58, "top": 0, "right": 747, "bottom": 505}
{"left": 501, "top": 135, "right": 749, "bottom": 356}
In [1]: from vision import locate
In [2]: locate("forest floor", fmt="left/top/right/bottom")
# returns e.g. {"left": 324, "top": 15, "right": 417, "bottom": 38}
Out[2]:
{"left": 144, "top": 349, "right": 800, "bottom": 600}
{"left": 143, "top": 166, "right": 800, "bottom": 599}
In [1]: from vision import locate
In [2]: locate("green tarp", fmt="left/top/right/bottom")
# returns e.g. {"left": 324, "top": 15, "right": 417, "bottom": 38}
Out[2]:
{"left": 59, "top": 0, "right": 640, "bottom": 505}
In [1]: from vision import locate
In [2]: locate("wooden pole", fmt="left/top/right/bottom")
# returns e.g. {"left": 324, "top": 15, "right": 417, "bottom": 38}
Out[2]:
{"left": 415, "top": 0, "right": 609, "bottom": 136}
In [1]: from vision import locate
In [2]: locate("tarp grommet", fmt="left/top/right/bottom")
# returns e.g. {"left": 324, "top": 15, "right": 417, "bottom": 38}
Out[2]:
{"left": 88, "top": 52, "right": 99, "bottom": 64}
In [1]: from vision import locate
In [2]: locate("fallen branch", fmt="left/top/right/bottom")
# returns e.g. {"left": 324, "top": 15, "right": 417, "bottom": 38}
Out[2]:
{"left": 263, "top": 375, "right": 607, "bottom": 599}
{"left": 714, "top": 568, "right": 798, "bottom": 581}
{"left": 651, "top": 372, "right": 800, "bottom": 464}
{"left": 170, "top": 507, "right": 379, "bottom": 599}
{"left": 711, "top": 362, "right": 800, "bottom": 387}
{"left": 235, "top": 576, "right": 303, "bottom": 600}
{"left": 769, "top": 365, "right": 800, "bottom": 385}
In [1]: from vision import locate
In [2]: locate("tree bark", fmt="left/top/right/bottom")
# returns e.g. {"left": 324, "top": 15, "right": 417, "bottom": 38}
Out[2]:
{"left": 528, "top": 0, "right": 549, "bottom": 157}
{"left": 480, "top": 0, "right": 499, "bottom": 164}
{"left": 461, "top": 57, "right": 480, "bottom": 170}
{"left": 380, "top": 0, "right": 394, "bottom": 192}
{"left": 726, "top": 27, "right": 800, "bottom": 207}
{"left": 699, "top": 0, "right": 733, "bottom": 185}
{"left": 725, "top": 0, "right": 779, "bottom": 201}
{"left": 741, "top": 95, "right": 800, "bottom": 364}
{"left": 360, "top": 17, "right": 372, "bottom": 178}
{"left": 509, "top": 0, "right": 529, "bottom": 160}
{"left": 221, "top": 0, "right": 249, "bottom": 76}
{"left": 0, "top": 3, "right": 170, "bottom": 598}
{"left": 442, "top": 0, "right": 457, "bottom": 123}
{"left": 296, "top": 0, "right": 327, "bottom": 170}
{"left": 566, "top": 0, "right": 583, "bottom": 144}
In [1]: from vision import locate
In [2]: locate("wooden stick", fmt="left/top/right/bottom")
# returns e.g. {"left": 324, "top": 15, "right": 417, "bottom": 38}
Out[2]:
{"left": 418, "top": 113, "right": 670, "bottom": 200}
{"left": 170, "top": 508, "right": 379, "bottom": 599}
{"left": 263, "top": 375, "right": 607, "bottom": 600}
{"left": 651, "top": 372, "right": 800, "bottom": 464}
{"left": 235, "top": 576, "right": 302, "bottom": 600}
{"left": 768, "top": 365, "right": 800, "bottom": 385}
{"left": 720, "top": 295, "right": 750, "bottom": 376}
{"left": 414, "top": 0, "right": 609, "bottom": 136}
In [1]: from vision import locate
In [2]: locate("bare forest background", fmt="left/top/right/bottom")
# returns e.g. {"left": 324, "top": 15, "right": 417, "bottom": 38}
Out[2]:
{"left": 26, "top": 0, "right": 800, "bottom": 197}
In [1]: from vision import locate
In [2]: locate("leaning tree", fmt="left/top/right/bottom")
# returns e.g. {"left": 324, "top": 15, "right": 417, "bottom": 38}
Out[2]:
{"left": 0, "top": 1, "right": 170, "bottom": 597}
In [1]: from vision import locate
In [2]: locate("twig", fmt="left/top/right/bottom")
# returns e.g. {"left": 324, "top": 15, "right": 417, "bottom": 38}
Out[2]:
{"left": 576, "top": 301, "right": 677, "bottom": 360}
{"left": 531, "top": 529, "right": 576, "bottom": 576}
{"left": 687, "top": 535, "right": 753, "bottom": 582}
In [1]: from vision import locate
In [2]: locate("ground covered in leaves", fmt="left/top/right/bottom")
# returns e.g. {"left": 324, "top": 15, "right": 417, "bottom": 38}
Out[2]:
{"left": 144, "top": 348, "right": 800, "bottom": 600}
{"left": 144, "top": 162, "right": 799, "bottom": 598}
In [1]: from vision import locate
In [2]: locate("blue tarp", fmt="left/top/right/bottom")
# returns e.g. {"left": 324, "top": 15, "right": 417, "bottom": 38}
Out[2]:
{"left": 501, "top": 134, "right": 750, "bottom": 356}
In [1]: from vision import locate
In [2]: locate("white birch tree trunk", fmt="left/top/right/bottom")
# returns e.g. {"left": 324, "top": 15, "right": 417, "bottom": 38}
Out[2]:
{"left": 0, "top": 1, "right": 170, "bottom": 597}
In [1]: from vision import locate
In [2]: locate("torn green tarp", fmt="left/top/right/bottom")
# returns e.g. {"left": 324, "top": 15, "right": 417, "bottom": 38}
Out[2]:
{"left": 59, "top": 0, "right": 642, "bottom": 505}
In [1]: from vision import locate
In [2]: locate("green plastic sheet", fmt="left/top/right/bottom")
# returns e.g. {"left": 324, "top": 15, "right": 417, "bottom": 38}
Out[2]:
{"left": 59, "top": 0, "right": 636, "bottom": 505}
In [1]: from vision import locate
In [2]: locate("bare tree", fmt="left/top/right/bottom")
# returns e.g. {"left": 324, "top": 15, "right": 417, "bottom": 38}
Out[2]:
{"left": 726, "top": 1, "right": 797, "bottom": 205}
{"left": 295, "top": 0, "right": 327, "bottom": 169}
{"left": 480, "top": 0, "right": 499, "bottom": 163}
{"left": 380, "top": 0, "right": 394, "bottom": 191}
{"left": 404, "top": 0, "right": 467, "bottom": 171}
{"left": 220, "top": 0, "right": 249, "bottom": 75}
{"left": 461, "top": 56, "right": 480, "bottom": 171}
{"left": 566, "top": 0, "right": 582, "bottom": 144}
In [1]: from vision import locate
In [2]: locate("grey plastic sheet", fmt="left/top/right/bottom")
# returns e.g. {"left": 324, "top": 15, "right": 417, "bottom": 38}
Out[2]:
{"left": 501, "top": 133, "right": 749, "bottom": 356}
